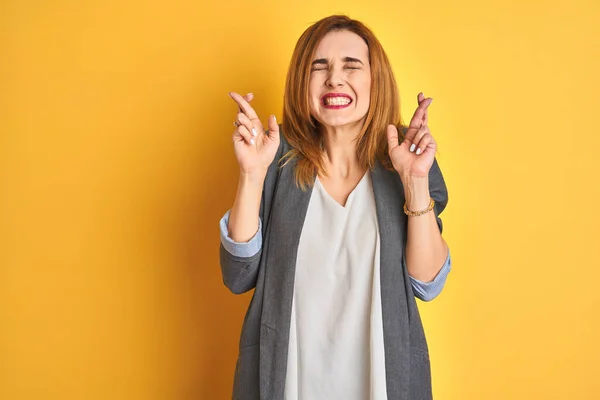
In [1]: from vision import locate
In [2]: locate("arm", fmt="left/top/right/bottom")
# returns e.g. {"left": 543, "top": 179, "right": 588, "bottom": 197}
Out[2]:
{"left": 220, "top": 171, "right": 269, "bottom": 295}
{"left": 219, "top": 171, "right": 266, "bottom": 294}
{"left": 402, "top": 157, "right": 449, "bottom": 284}
{"left": 228, "top": 172, "right": 264, "bottom": 243}
{"left": 386, "top": 93, "right": 452, "bottom": 300}
{"left": 219, "top": 92, "right": 280, "bottom": 294}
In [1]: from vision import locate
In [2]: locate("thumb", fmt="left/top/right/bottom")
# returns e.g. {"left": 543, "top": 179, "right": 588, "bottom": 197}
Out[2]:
{"left": 267, "top": 115, "right": 280, "bottom": 142}
{"left": 386, "top": 124, "right": 399, "bottom": 152}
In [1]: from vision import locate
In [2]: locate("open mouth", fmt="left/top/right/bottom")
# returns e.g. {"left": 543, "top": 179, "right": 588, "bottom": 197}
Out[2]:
{"left": 321, "top": 93, "right": 353, "bottom": 109}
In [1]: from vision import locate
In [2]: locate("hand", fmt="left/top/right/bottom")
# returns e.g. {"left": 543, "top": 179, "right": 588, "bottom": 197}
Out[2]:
{"left": 229, "top": 92, "right": 280, "bottom": 178}
{"left": 386, "top": 92, "right": 437, "bottom": 179}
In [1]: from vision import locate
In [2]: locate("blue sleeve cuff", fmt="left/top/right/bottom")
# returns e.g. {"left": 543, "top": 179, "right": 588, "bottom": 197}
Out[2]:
{"left": 219, "top": 210, "right": 262, "bottom": 258}
{"left": 408, "top": 249, "right": 452, "bottom": 301}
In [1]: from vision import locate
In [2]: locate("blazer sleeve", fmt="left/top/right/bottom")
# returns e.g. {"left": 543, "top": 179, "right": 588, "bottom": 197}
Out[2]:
{"left": 428, "top": 156, "right": 449, "bottom": 234}
{"left": 408, "top": 249, "right": 452, "bottom": 301}
{"left": 219, "top": 133, "right": 284, "bottom": 295}
{"left": 219, "top": 209, "right": 263, "bottom": 258}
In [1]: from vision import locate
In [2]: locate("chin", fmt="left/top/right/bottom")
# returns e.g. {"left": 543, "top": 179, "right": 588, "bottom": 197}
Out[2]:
{"left": 318, "top": 115, "right": 364, "bottom": 128}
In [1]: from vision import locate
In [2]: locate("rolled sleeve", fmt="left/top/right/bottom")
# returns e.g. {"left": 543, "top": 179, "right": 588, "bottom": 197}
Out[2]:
{"left": 219, "top": 210, "right": 263, "bottom": 258}
{"left": 409, "top": 249, "right": 452, "bottom": 302}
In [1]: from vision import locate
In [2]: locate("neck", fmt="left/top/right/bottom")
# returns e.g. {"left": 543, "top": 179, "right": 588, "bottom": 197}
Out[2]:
{"left": 320, "top": 123, "right": 363, "bottom": 179}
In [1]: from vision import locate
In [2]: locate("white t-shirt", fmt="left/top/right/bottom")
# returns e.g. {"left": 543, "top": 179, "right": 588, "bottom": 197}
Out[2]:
{"left": 284, "top": 172, "right": 388, "bottom": 400}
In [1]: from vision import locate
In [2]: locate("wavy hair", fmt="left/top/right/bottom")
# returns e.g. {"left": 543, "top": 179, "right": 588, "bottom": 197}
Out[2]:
{"left": 282, "top": 14, "right": 403, "bottom": 189}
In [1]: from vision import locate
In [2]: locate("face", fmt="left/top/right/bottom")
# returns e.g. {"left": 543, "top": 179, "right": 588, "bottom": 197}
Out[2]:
{"left": 308, "top": 30, "right": 371, "bottom": 130}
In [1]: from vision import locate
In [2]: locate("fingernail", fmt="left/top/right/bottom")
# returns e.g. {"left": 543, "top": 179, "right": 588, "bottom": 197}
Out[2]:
{"left": 410, "top": 143, "right": 416, "bottom": 152}
{"left": 273, "top": 115, "right": 277, "bottom": 123}
{"left": 228, "top": 92, "right": 233, "bottom": 99}
{"left": 252, "top": 128, "right": 257, "bottom": 137}
{"left": 250, "top": 138, "right": 255, "bottom": 145}
{"left": 416, "top": 148, "right": 422, "bottom": 155}
{"left": 247, "top": 92, "right": 253, "bottom": 96}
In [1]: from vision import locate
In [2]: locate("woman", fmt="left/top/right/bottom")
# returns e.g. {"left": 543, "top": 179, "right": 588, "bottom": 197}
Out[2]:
{"left": 219, "top": 14, "right": 452, "bottom": 400}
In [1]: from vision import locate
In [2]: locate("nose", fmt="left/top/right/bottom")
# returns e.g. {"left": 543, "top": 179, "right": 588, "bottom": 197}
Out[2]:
{"left": 325, "top": 67, "right": 344, "bottom": 88}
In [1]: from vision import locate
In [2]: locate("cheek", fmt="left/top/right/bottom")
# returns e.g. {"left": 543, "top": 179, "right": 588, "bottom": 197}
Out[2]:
{"left": 356, "top": 79, "right": 371, "bottom": 106}
{"left": 362, "top": 76, "right": 372, "bottom": 94}
{"left": 308, "top": 80, "right": 323, "bottom": 112}
{"left": 308, "top": 90, "right": 318, "bottom": 110}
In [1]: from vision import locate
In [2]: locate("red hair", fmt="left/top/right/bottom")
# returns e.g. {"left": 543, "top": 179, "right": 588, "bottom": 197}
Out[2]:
{"left": 282, "top": 14, "right": 403, "bottom": 189}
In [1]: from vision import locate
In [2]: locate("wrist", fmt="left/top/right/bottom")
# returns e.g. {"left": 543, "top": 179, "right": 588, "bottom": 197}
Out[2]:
{"left": 401, "top": 175, "right": 430, "bottom": 211}
{"left": 236, "top": 171, "right": 265, "bottom": 205}
{"left": 239, "top": 169, "right": 267, "bottom": 186}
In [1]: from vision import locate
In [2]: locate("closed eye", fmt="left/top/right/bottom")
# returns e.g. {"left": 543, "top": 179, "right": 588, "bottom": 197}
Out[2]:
{"left": 312, "top": 65, "right": 361, "bottom": 71}
{"left": 310, "top": 57, "right": 364, "bottom": 71}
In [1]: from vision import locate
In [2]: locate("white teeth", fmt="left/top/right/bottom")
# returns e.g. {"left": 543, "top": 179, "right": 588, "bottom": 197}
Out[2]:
{"left": 324, "top": 97, "right": 351, "bottom": 106}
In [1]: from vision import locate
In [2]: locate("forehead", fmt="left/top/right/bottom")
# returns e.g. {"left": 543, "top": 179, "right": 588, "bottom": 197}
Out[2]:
{"left": 314, "top": 30, "right": 369, "bottom": 61}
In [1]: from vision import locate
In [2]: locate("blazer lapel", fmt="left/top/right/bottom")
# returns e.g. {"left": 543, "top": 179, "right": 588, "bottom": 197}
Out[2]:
{"left": 260, "top": 157, "right": 314, "bottom": 398}
{"left": 371, "top": 161, "right": 411, "bottom": 400}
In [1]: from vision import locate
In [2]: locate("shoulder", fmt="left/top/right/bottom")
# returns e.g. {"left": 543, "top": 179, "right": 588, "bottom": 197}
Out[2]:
{"left": 263, "top": 124, "right": 291, "bottom": 184}
{"left": 275, "top": 123, "right": 292, "bottom": 155}
{"left": 269, "top": 124, "right": 296, "bottom": 171}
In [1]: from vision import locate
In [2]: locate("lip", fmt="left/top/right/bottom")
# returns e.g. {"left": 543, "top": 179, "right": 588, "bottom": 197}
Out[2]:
{"left": 321, "top": 92, "right": 353, "bottom": 109}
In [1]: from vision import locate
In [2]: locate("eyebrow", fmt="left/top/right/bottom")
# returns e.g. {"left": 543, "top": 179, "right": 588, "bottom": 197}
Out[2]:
{"left": 311, "top": 57, "right": 364, "bottom": 66}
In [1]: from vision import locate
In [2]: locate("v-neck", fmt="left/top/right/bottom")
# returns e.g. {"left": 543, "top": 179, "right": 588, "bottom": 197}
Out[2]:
{"left": 315, "top": 172, "right": 369, "bottom": 209}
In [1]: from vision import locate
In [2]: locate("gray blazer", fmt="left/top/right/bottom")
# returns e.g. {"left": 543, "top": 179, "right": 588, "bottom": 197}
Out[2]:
{"left": 220, "top": 128, "right": 449, "bottom": 400}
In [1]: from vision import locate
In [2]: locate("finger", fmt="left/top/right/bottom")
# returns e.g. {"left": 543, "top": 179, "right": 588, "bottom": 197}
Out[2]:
{"left": 237, "top": 113, "right": 258, "bottom": 138}
{"left": 409, "top": 97, "right": 432, "bottom": 128}
{"left": 403, "top": 125, "right": 419, "bottom": 144}
{"left": 229, "top": 92, "right": 259, "bottom": 120}
{"left": 414, "top": 132, "right": 435, "bottom": 155}
{"left": 408, "top": 125, "right": 430, "bottom": 153}
{"left": 386, "top": 124, "right": 400, "bottom": 152}
{"left": 238, "top": 93, "right": 254, "bottom": 113}
{"left": 234, "top": 125, "right": 254, "bottom": 145}
{"left": 418, "top": 93, "right": 429, "bottom": 127}
{"left": 408, "top": 97, "right": 432, "bottom": 129}
{"left": 266, "top": 114, "right": 280, "bottom": 142}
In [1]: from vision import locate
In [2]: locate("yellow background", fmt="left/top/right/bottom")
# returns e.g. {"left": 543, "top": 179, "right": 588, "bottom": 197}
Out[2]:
{"left": 2, "top": 0, "right": 599, "bottom": 399}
